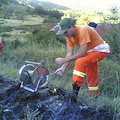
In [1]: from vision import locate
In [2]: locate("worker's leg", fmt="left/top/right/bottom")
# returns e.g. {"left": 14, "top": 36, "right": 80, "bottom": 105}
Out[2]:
{"left": 73, "top": 55, "right": 92, "bottom": 87}
{"left": 86, "top": 62, "right": 99, "bottom": 96}
{"left": 73, "top": 51, "right": 107, "bottom": 96}
{"left": 71, "top": 55, "right": 92, "bottom": 102}
{"left": 86, "top": 51, "right": 107, "bottom": 96}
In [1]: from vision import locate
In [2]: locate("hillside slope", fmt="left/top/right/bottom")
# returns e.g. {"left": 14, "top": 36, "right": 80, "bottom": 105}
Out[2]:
{"left": 16, "top": 0, "right": 70, "bottom": 10}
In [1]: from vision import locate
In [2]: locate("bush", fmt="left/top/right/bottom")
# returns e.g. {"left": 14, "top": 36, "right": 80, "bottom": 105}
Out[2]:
{"left": 29, "top": 26, "right": 65, "bottom": 47}
{"left": 0, "top": 26, "right": 13, "bottom": 32}
{"left": 103, "top": 23, "right": 120, "bottom": 55}
{"left": 12, "top": 39, "right": 21, "bottom": 49}
{"left": 98, "top": 59, "right": 120, "bottom": 97}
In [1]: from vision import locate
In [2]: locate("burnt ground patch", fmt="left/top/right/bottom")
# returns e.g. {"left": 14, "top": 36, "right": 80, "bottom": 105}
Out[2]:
{"left": 0, "top": 75, "right": 117, "bottom": 120}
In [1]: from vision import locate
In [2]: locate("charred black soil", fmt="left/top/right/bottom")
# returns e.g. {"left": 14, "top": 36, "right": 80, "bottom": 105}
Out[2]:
{"left": 0, "top": 75, "right": 116, "bottom": 120}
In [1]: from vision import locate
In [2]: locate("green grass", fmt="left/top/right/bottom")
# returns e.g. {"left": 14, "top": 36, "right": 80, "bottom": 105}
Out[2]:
{"left": 0, "top": 16, "right": 120, "bottom": 117}
{"left": 0, "top": 15, "right": 44, "bottom": 27}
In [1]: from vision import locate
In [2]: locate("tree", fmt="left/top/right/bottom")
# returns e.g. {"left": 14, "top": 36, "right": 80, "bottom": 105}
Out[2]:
{"left": 0, "top": 0, "right": 18, "bottom": 13}
{"left": 3, "top": 4, "right": 14, "bottom": 19}
{"left": 33, "top": 6, "right": 64, "bottom": 19}
{"left": 14, "top": 5, "right": 27, "bottom": 20}
{"left": 49, "top": 10, "right": 64, "bottom": 19}
{"left": 33, "top": 5, "right": 47, "bottom": 15}
{"left": 108, "top": 6, "right": 119, "bottom": 24}
{"left": 0, "top": 0, "right": 9, "bottom": 12}
{"left": 0, "top": 0, "right": 9, "bottom": 7}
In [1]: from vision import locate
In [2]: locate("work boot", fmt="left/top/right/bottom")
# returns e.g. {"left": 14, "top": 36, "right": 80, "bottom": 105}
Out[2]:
{"left": 70, "top": 83, "right": 80, "bottom": 103}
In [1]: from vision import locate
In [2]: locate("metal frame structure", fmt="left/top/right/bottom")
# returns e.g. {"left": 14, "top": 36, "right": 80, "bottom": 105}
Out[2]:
{"left": 19, "top": 61, "right": 54, "bottom": 92}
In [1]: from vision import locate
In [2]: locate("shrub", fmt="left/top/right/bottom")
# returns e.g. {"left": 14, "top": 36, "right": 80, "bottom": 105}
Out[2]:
{"left": 29, "top": 26, "right": 64, "bottom": 47}
{"left": 103, "top": 23, "right": 120, "bottom": 55}
{"left": 0, "top": 26, "right": 13, "bottom": 32}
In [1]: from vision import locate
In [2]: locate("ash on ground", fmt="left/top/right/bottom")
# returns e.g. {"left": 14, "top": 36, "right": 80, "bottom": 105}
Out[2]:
{"left": 0, "top": 75, "right": 117, "bottom": 120}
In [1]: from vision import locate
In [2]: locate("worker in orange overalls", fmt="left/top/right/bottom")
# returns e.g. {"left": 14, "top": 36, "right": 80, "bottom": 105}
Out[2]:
{"left": 55, "top": 18, "right": 111, "bottom": 103}
{"left": 0, "top": 37, "right": 4, "bottom": 54}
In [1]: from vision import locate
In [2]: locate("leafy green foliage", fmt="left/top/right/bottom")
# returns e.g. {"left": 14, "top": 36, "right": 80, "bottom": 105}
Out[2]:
{"left": 0, "top": 26, "right": 13, "bottom": 32}
{"left": 3, "top": 3, "right": 30, "bottom": 20}
{"left": 43, "top": 17, "right": 59, "bottom": 23}
{"left": 0, "top": 0, "right": 8, "bottom": 13}
{"left": 0, "top": 0, "right": 19, "bottom": 13}
{"left": 0, "top": 0, "right": 9, "bottom": 8}
{"left": 108, "top": 6, "right": 119, "bottom": 23}
{"left": 2, "top": 2, "right": 64, "bottom": 20}
{"left": 12, "top": 38, "right": 21, "bottom": 48}
{"left": 98, "top": 60, "right": 120, "bottom": 97}
{"left": 33, "top": 6, "right": 64, "bottom": 19}
{"left": 103, "top": 23, "right": 120, "bottom": 54}
{"left": 25, "top": 0, "right": 69, "bottom": 10}
{"left": 30, "top": 27, "right": 63, "bottom": 47}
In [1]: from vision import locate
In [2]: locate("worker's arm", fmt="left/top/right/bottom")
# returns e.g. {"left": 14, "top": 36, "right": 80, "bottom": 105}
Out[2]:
{"left": 55, "top": 46, "right": 74, "bottom": 75}
{"left": 55, "top": 43, "right": 88, "bottom": 65}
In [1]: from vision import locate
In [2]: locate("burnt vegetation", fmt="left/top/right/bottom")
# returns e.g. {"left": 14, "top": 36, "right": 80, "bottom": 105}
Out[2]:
{"left": 0, "top": 76, "right": 115, "bottom": 120}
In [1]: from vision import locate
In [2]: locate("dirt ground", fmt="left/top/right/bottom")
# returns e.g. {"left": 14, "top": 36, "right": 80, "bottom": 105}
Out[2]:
{"left": 0, "top": 75, "right": 116, "bottom": 120}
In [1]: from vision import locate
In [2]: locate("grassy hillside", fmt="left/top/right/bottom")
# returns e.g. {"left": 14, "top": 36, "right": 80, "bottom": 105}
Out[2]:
{"left": 16, "top": 0, "right": 70, "bottom": 10}
{"left": 0, "top": 15, "right": 120, "bottom": 117}
{"left": 30, "top": 1, "right": 70, "bottom": 10}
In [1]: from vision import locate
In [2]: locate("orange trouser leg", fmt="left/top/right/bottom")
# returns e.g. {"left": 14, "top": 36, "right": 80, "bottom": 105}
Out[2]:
{"left": 86, "top": 62, "right": 99, "bottom": 96}
{"left": 73, "top": 51, "right": 107, "bottom": 96}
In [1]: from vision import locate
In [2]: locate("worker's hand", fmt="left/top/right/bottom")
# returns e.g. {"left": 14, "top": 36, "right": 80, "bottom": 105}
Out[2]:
{"left": 55, "top": 68, "right": 64, "bottom": 76}
{"left": 55, "top": 58, "right": 65, "bottom": 65}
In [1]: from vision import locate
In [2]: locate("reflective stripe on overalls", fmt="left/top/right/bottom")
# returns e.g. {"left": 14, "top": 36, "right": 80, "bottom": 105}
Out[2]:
{"left": 73, "top": 70, "right": 86, "bottom": 78}
{"left": 88, "top": 86, "right": 99, "bottom": 91}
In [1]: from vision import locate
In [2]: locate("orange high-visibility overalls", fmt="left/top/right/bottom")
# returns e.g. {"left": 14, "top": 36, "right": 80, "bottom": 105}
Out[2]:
{"left": 66, "top": 25, "right": 111, "bottom": 96}
{"left": 0, "top": 37, "right": 3, "bottom": 53}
